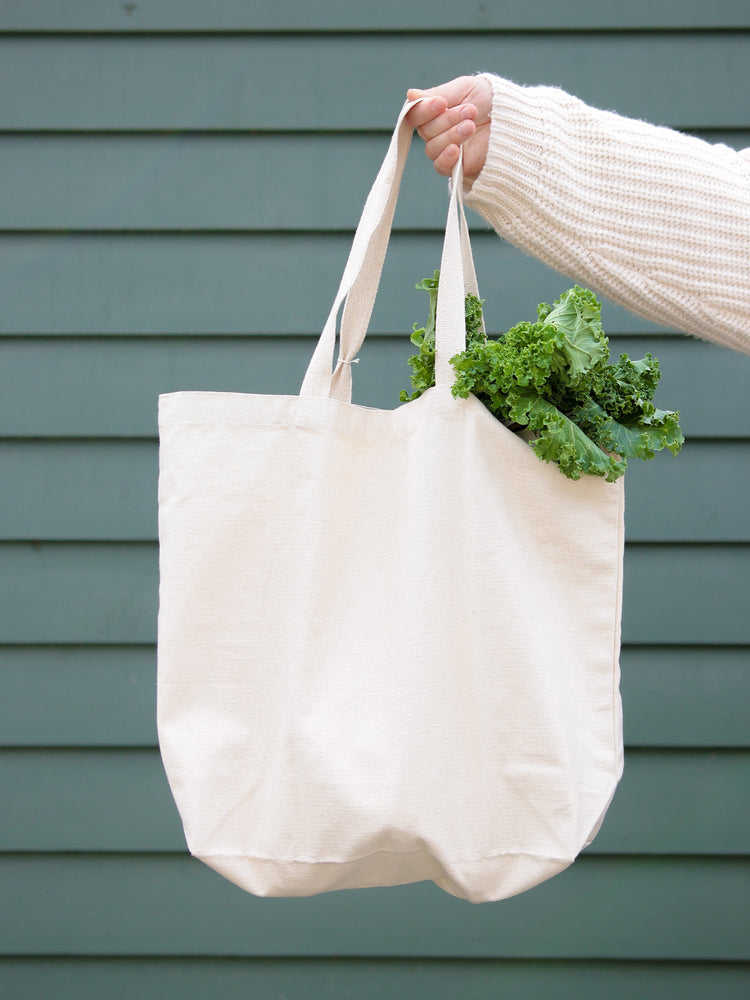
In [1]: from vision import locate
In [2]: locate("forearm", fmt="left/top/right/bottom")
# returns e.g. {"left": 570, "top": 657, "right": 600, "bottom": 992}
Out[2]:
{"left": 465, "top": 74, "right": 750, "bottom": 354}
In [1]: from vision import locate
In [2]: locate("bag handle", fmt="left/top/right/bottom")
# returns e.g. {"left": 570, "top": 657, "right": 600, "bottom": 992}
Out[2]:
{"left": 300, "top": 98, "right": 482, "bottom": 402}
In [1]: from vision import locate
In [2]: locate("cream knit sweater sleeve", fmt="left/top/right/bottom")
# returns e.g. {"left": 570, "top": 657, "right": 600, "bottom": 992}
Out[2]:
{"left": 464, "top": 74, "right": 750, "bottom": 354}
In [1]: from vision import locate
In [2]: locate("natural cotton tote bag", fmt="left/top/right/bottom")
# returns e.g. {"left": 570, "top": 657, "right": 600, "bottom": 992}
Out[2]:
{"left": 157, "top": 99, "right": 625, "bottom": 904}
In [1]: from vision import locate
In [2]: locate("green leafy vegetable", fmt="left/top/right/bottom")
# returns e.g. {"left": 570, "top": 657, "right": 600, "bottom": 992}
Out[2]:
{"left": 400, "top": 274, "right": 683, "bottom": 481}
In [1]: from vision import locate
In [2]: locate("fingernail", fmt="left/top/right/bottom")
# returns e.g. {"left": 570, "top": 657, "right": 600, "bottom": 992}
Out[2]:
{"left": 457, "top": 120, "right": 474, "bottom": 137}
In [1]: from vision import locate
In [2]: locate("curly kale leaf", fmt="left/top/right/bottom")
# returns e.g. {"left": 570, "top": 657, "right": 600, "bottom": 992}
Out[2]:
{"left": 574, "top": 398, "right": 685, "bottom": 464}
{"left": 509, "top": 390, "right": 626, "bottom": 482}
{"left": 537, "top": 285, "right": 609, "bottom": 383}
{"left": 589, "top": 353, "right": 663, "bottom": 421}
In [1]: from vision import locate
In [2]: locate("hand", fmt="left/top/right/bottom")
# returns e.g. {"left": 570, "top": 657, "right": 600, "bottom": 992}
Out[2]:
{"left": 405, "top": 76, "right": 492, "bottom": 188}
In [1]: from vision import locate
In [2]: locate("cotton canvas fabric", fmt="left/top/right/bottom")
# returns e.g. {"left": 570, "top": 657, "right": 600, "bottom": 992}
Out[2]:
{"left": 157, "top": 100, "right": 625, "bottom": 904}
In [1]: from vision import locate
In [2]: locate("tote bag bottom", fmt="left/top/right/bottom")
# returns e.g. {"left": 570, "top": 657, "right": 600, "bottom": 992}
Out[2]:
{"left": 195, "top": 847, "right": 573, "bottom": 904}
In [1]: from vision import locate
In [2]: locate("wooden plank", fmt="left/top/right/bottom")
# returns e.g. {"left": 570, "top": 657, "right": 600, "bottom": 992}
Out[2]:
{"left": 0, "top": 336, "right": 746, "bottom": 437}
{"left": 0, "top": 854, "right": 748, "bottom": 958}
{"left": 1, "top": 0, "right": 749, "bottom": 32}
{"left": 1, "top": 748, "right": 747, "bottom": 855}
{"left": 1, "top": 439, "right": 747, "bottom": 543}
{"left": 0, "top": 646, "right": 157, "bottom": 747}
{"left": 2, "top": 646, "right": 748, "bottom": 750}
{"left": 0, "top": 644, "right": 746, "bottom": 750}
{"left": 620, "top": 647, "right": 750, "bottom": 749}
{"left": 622, "top": 545, "right": 750, "bottom": 645}
{"left": 1, "top": 958, "right": 749, "bottom": 1000}
{"left": 623, "top": 545, "right": 750, "bottom": 645}
{"left": 0, "top": 748, "right": 182, "bottom": 852}
{"left": 3, "top": 231, "right": 750, "bottom": 346}
{"left": 0, "top": 133, "right": 409, "bottom": 233}
{"left": 623, "top": 441, "right": 750, "bottom": 543}
{"left": 599, "top": 750, "right": 750, "bottom": 854}
{"left": 0, "top": 34, "right": 748, "bottom": 131}
{"left": 0, "top": 542, "right": 747, "bottom": 645}
{"left": 0, "top": 544, "right": 159, "bottom": 645}
{"left": 0, "top": 232, "right": 706, "bottom": 336}
{"left": 1, "top": 130, "right": 747, "bottom": 232}
{"left": 0, "top": 441, "right": 158, "bottom": 541}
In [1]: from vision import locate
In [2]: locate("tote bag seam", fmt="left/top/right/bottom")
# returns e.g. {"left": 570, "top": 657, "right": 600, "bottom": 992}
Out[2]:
{"left": 158, "top": 390, "right": 458, "bottom": 443}
{"left": 159, "top": 403, "right": 537, "bottom": 455}
{"left": 195, "top": 846, "right": 577, "bottom": 868}
{"left": 611, "top": 480, "right": 626, "bottom": 769}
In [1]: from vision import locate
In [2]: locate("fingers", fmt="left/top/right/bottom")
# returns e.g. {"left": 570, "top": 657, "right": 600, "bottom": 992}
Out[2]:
{"left": 404, "top": 94, "right": 448, "bottom": 129}
{"left": 421, "top": 105, "right": 477, "bottom": 161}
{"left": 405, "top": 94, "right": 478, "bottom": 157}
{"left": 406, "top": 76, "right": 492, "bottom": 184}
{"left": 417, "top": 101, "right": 477, "bottom": 141}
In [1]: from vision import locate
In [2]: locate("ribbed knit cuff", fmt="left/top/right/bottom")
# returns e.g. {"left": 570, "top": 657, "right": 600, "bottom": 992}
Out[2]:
{"left": 465, "top": 74, "right": 551, "bottom": 224}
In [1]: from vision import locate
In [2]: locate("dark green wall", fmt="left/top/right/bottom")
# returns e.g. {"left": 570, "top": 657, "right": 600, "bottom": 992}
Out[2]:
{"left": 1, "top": 3, "right": 749, "bottom": 997}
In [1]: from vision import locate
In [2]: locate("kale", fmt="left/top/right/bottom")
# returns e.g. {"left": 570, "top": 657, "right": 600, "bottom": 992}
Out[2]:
{"left": 400, "top": 273, "right": 683, "bottom": 481}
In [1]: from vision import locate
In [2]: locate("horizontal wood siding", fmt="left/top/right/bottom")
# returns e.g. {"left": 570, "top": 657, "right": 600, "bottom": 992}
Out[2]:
{"left": 1, "top": 0, "right": 749, "bottom": 32}
{"left": 1, "top": 7, "right": 748, "bottom": 999}
{"left": 0, "top": 959, "right": 749, "bottom": 1000}
{"left": 1, "top": 130, "right": 748, "bottom": 232}
{"left": 2, "top": 337, "right": 748, "bottom": 430}
{"left": 0, "top": 34, "right": 747, "bottom": 131}
{"left": 1, "top": 855, "right": 749, "bottom": 957}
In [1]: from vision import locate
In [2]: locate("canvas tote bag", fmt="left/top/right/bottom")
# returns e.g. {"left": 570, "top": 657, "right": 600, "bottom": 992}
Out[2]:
{"left": 157, "top": 99, "right": 625, "bottom": 904}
